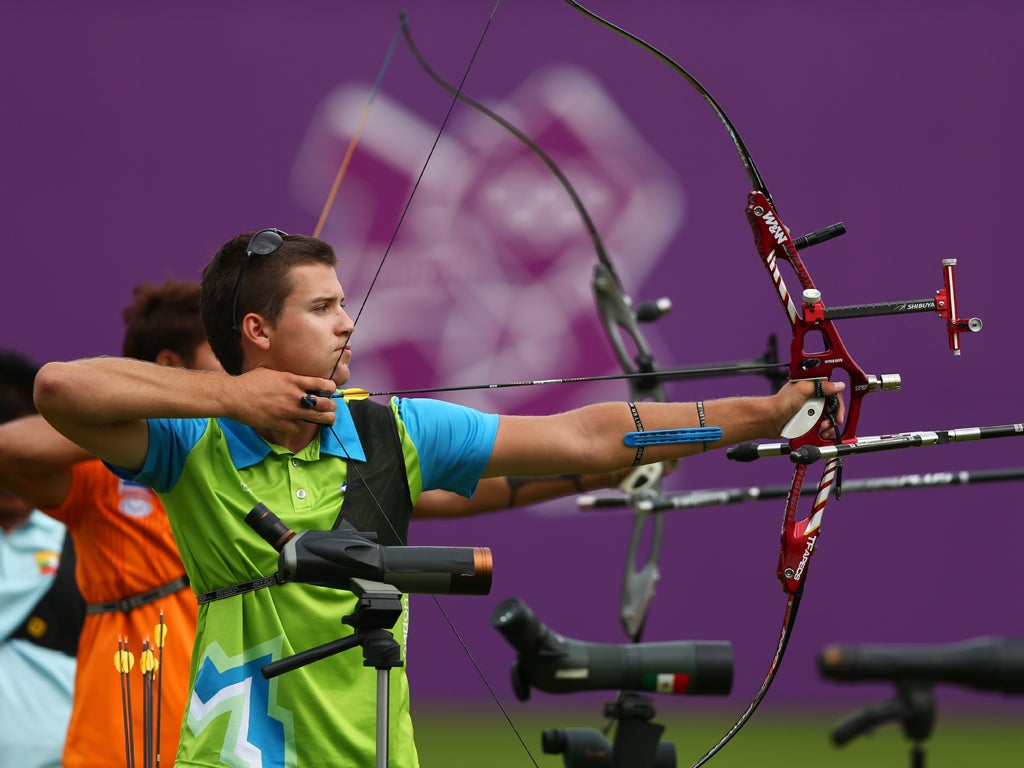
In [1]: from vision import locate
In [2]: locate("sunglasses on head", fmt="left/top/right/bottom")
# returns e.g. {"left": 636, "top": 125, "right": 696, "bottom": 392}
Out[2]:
{"left": 231, "top": 228, "right": 289, "bottom": 335}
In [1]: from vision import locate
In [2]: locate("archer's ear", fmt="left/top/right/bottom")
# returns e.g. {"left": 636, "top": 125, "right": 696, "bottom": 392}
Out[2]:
{"left": 240, "top": 313, "right": 272, "bottom": 352}
{"left": 154, "top": 349, "right": 187, "bottom": 369}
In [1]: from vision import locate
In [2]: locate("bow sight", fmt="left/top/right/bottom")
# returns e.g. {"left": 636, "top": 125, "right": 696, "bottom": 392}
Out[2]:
{"left": 799, "top": 257, "right": 983, "bottom": 355}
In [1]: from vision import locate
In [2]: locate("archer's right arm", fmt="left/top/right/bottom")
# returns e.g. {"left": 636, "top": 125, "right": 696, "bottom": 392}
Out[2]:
{"left": 34, "top": 357, "right": 338, "bottom": 472}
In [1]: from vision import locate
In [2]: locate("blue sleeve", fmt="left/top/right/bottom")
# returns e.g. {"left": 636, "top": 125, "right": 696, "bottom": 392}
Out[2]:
{"left": 104, "top": 418, "right": 208, "bottom": 493}
{"left": 394, "top": 398, "right": 499, "bottom": 497}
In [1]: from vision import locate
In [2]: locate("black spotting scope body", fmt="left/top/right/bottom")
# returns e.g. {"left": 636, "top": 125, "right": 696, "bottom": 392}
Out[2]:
{"left": 819, "top": 636, "right": 1024, "bottom": 695}
{"left": 492, "top": 597, "right": 732, "bottom": 700}
{"left": 245, "top": 503, "right": 492, "bottom": 596}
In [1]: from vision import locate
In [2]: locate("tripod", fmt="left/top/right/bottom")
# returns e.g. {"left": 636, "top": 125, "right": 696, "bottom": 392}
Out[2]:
{"left": 542, "top": 692, "right": 677, "bottom": 768}
{"left": 260, "top": 578, "right": 405, "bottom": 768}
{"left": 243, "top": 503, "right": 493, "bottom": 766}
{"left": 831, "top": 681, "right": 935, "bottom": 768}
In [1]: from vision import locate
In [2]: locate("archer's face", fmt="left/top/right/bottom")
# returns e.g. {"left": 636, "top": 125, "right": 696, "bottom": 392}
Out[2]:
{"left": 261, "top": 263, "right": 354, "bottom": 384}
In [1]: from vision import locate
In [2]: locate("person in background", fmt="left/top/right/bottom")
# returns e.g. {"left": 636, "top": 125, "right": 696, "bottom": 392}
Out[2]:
{"left": 0, "top": 281, "right": 216, "bottom": 767}
{"left": 0, "top": 350, "right": 84, "bottom": 768}
{"left": 34, "top": 229, "right": 843, "bottom": 767}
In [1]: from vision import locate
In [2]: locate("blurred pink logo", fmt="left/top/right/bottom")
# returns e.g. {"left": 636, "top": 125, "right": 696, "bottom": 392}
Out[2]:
{"left": 291, "top": 67, "right": 684, "bottom": 412}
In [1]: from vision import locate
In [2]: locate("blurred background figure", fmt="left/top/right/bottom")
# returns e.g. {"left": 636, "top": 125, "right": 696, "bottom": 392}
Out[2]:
{"left": 0, "top": 350, "right": 84, "bottom": 768}
{"left": 0, "top": 281, "right": 213, "bottom": 767}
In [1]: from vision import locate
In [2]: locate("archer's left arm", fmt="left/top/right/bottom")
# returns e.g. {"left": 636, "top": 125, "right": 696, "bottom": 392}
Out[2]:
{"left": 484, "top": 381, "right": 844, "bottom": 478}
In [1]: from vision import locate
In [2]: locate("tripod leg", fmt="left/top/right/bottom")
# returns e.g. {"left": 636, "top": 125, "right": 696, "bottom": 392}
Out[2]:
{"left": 377, "top": 668, "right": 390, "bottom": 768}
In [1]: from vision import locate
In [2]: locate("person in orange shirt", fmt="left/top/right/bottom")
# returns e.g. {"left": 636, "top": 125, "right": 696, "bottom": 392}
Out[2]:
{"left": 0, "top": 279, "right": 630, "bottom": 766}
{"left": 0, "top": 279, "right": 218, "bottom": 766}
{"left": 0, "top": 350, "right": 84, "bottom": 768}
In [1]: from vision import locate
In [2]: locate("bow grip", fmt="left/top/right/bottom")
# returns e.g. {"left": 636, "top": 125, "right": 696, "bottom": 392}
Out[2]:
{"left": 781, "top": 377, "right": 828, "bottom": 440}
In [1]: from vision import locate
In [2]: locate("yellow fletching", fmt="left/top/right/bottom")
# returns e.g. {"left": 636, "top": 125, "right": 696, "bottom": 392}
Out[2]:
{"left": 140, "top": 649, "right": 158, "bottom": 674}
{"left": 114, "top": 649, "right": 135, "bottom": 673}
{"left": 153, "top": 623, "right": 168, "bottom": 646}
{"left": 340, "top": 388, "right": 370, "bottom": 401}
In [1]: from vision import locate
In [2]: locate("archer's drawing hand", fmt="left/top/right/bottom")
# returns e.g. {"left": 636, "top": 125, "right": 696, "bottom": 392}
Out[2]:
{"left": 230, "top": 367, "right": 338, "bottom": 432}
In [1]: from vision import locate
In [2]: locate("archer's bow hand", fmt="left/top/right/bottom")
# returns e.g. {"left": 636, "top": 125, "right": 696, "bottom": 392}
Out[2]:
{"left": 774, "top": 379, "right": 847, "bottom": 441}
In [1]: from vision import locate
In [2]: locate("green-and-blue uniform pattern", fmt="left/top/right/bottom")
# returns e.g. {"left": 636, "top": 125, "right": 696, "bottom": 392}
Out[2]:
{"left": 110, "top": 397, "right": 498, "bottom": 768}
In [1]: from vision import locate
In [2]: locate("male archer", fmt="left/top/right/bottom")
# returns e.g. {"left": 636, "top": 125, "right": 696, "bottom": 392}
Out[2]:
{"left": 34, "top": 229, "right": 843, "bottom": 767}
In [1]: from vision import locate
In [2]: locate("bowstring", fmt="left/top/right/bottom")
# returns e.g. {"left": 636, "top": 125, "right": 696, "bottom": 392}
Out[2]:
{"left": 310, "top": 3, "right": 540, "bottom": 764}
{"left": 348, "top": 3, "right": 501, "bottom": 332}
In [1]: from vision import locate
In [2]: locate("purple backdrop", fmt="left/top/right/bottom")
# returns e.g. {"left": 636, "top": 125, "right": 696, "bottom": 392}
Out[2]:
{"left": 3, "top": 0, "right": 1023, "bottom": 724}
